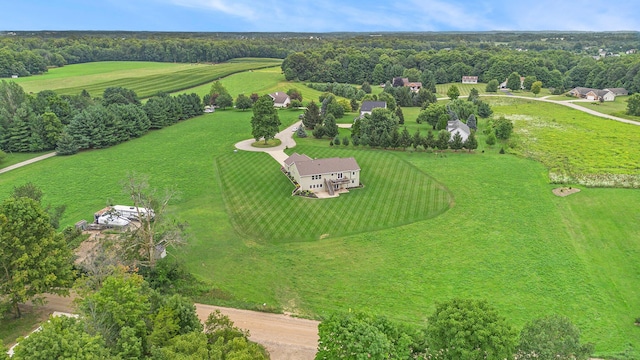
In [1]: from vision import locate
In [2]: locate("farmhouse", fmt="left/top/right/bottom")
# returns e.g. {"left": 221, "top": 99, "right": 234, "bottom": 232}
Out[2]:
{"left": 284, "top": 153, "right": 361, "bottom": 196}
{"left": 461, "top": 76, "right": 478, "bottom": 84}
{"left": 446, "top": 119, "right": 471, "bottom": 142}
{"left": 268, "top": 92, "right": 290, "bottom": 108}
{"left": 604, "top": 88, "right": 629, "bottom": 96}
{"left": 569, "top": 87, "right": 616, "bottom": 101}
{"left": 359, "top": 101, "right": 387, "bottom": 118}
{"left": 392, "top": 77, "right": 422, "bottom": 92}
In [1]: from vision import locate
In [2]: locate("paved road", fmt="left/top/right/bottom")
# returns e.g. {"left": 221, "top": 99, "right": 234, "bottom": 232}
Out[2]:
{"left": 0, "top": 152, "right": 56, "bottom": 174}
{"left": 40, "top": 294, "right": 319, "bottom": 360}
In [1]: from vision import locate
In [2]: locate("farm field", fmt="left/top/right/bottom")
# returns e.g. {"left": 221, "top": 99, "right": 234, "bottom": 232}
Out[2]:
{"left": 491, "top": 97, "right": 640, "bottom": 187}
{"left": 11, "top": 58, "right": 282, "bottom": 98}
{"left": 2, "top": 64, "right": 640, "bottom": 357}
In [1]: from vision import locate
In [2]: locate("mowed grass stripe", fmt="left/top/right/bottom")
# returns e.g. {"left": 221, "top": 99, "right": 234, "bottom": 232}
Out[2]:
{"left": 216, "top": 146, "right": 452, "bottom": 243}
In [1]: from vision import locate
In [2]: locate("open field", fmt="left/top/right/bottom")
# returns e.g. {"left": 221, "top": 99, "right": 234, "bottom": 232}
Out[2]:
{"left": 12, "top": 58, "right": 282, "bottom": 98}
{"left": 2, "top": 66, "right": 640, "bottom": 357}
{"left": 491, "top": 97, "right": 640, "bottom": 187}
{"left": 435, "top": 82, "right": 486, "bottom": 97}
{"left": 0, "top": 151, "right": 52, "bottom": 169}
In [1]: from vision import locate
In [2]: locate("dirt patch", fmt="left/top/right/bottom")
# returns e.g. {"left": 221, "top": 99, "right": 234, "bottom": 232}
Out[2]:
{"left": 552, "top": 187, "right": 581, "bottom": 197}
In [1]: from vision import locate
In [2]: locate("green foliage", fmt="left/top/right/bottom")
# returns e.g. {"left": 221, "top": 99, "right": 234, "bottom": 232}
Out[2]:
{"left": 517, "top": 314, "right": 593, "bottom": 360}
{"left": 447, "top": 99, "right": 477, "bottom": 122}
{"left": 303, "top": 101, "right": 321, "bottom": 129}
{"left": 55, "top": 132, "right": 78, "bottom": 155}
{"left": 358, "top": 108, "right": 399, "bottom": 145}
{"left": 493, "top": 117, "right": 514, "bottom": 140}
{"left": 626, "top": 93, "right": 640, "bottom": 116}
{"left": 102, "top": 86, "right": 140, "bottom": 106}
{"left": 216, "top": 93, "right": 233, "bottom": 109}
{"left": 0, "top": 197, "right": 74, "bottom": 318}
{"left": 361, "top": 81, "right": 372, "bottom": 94}
{"left": 522, "top": 76, "right": 537, "bottom": 91}
{"left": 476, "top": 100, "right": 493, "bottom": 118}
{"left": 251, "top": 95, "right": 281, "bottom": 143}
{"left": 485, "top": 132, "right": 497, "bottom": 146}
{"left": 399, "top": 127, "right": 412, "bottom": 149}
{"left": 316, "top": 312, "right": 414, "bottom": 360}
{"left": 234, "top": 94, "right": 253, "bottom": 111}
{"left": 530, "top": 81, "right": 543, "bottom": 96}
{"left": 426, "top": 298, "right": 518, "bottom": 360}
{"left": 463, "top": 131, "right": 478, "bottom": 151}
{"left": 418, "top": 102, "right": 446, "bottom": 129}
{"left": 12, "top": 316, "right": 108, "bottom": 360}
{"left": 333, "top": 136, "right": 341, "bottom": 146}
{"left": 396, "top": 105, "right": 405, "bottom": 125}
{"left": 342, "top": 136, "right": 349, "bottom": 146}
{"left": 296, "top": 126, "right": 308, "bottom": 138}
{"left": 436, "top": 130, "right": 450, "bottom": 150}
{"left": 323, "top": 114, "right": 339, "bottom": 138}
{"left": 312, "top": 125, "right": 325, "bottom": 139}
{"left": 449, "top": 132, "right": 464, "bottom": 151}
{"left": 507, "top": 72, "right": 522, "bottom": 91}
{"left": 467, "top": 87, "right": 480, "bottom": 102}
{"left": 447, "top": 85, "right": 460, "bottom": 100}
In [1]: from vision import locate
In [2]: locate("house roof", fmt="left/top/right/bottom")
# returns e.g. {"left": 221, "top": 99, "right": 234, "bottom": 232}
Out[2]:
{"left": 284, "top": 152, "right": 312, "bottom": 166}
{"left": 269, "top": 92, "right": 290, "bottom": 104}
{"left": 294, "top": 157, "right": 360, "bottom": 177}
{"left": 360, "top": 101, "right": 387, "bottom": 113}
{"left": 604, "top": 88, "right": 628, "bottom": 95}
{"left": 571, "top": 87, "right": 594, "bottom": 95}
{"left": 447, "top": 119, "right": 470, "bottom": 135}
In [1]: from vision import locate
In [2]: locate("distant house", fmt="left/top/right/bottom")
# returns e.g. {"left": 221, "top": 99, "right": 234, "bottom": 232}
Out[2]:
{"left": 569, "top": 87, "right": 616, "bottom": 101}
{"left": 461, "top": 76, "right": 478, "bottom": 84}
{"left": 359, "top": 101, "right": 387, "bottom": 118}
{"left": 446, "top": 119, "right": 471, "bottom": 142}
{"left": 284, "top": 153, "right": 361, "bottom": 196}
{"left": 392, "top": 77, "right": 422, "bottom": 92}
{"left": 11, "top": 74, "right": 18, "bottom": 79}
{"left": 268, "top": 92, "right": 290, "bottom": 108}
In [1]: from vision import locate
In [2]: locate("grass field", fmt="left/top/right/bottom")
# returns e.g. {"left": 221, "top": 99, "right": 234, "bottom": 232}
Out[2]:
{"left": 577, "top": 96, "right": 640, "bottom": 122}
{"left": 2, "top": 65, "right": 640, "bottom": 357}
{"left": 0, "top": 151, "right": 52, "bottom": 169}
{"left": 12, "top": 58, "right": 282, "bottom": 98}
{"left": 491, "top": 97, "right": 640, "bottom": 187}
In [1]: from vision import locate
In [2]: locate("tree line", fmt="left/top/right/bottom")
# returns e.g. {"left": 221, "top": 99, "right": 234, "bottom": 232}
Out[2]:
{"left": 316, "top": 298, "right": 593, "bottom": 360}
{"left": 0, "top": 81, "right": 203, "bottom": 154}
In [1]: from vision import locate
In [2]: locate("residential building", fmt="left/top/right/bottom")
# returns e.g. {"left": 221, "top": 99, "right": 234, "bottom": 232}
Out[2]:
{"left": 461, "top": 76, "right": 478, "bottom": 84}
{"left": 268, "top": 92, "right": 291, "bottom": 108}
{"left": 284, "top": 153, "right": 361, "bottom": 196}
{"left": 446, "top": 119, "right": 471, "bottom": 142}
{"left": 359, "top": 101, "right": 387, "bottom": 118}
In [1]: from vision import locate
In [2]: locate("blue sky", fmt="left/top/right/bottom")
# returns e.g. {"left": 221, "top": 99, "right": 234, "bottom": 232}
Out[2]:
{"left": 4, "top": 0, "right": 639, "bottom": 32}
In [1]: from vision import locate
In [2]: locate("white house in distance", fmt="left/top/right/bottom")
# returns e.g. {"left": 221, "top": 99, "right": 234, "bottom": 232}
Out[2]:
{"left": 284, "top": 153, "right": 361, "bottom": 196}
{"left": 461, "top": 76, "right": 478, "bottom": 84}
{"left": 268, "top": 92, "right": 290, "bottom": 108}
{"left": 446, "top": 119, "right": 471, "bottom": 142}
{"left": 568, "top": 87, "right": 616, "bottom": 102}
{"left": 359, "top": 101, "right": 387, "bottom": 117}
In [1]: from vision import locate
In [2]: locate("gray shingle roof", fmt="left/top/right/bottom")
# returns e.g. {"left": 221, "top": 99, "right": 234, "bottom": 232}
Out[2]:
{"left": 284, "top": 153, "right": 312, "bottom": 166}
{"left": 360, "top": 101, "right": 387, "bottom": 113}
{"left": 294, "top": 157, "right": 360, "bottom": 177}
{"left": 269, "top": 92, "right": 290, "bottom": 105}
{"left": 447, "top": 119, "right": 470, "bottom": 134}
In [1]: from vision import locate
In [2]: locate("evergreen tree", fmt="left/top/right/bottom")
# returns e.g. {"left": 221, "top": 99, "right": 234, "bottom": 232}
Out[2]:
{"left": 463, "top": 131, "right": 478, "bottom": 151}
{"left": 323, "top": 114, "right": 339, "bottom": 138}
{"left": 342, "top": 136, "right": 349, "bottom": 146}
{"left": 423, "top": 130, "right": 436, "bottom": 150}
{"left": 296, "top": 126, "right": 307, "bottom": 138}
{"left": 312, "top": 125, "right": 325, "bottom": 139}
{"left": 436, "top": 130, "right": 450, "bottom": 150}
{"left": 412, "top": 129, "right": 422, "bottom": 151}
{"left": 486, "top": 132, "right": 497, "bottom": 146}
{"left": 468, "top": 87, "right": 480, "bottom": 102}
{"left": 55, "top": 132, "right": 78, "bottom": 155}
{"left": 399, "top": 127, "right": 411, "bottom": 150}
{"left": 395, "top": 105, "right": 405, "bottom": 125}
{"left": 302, "top": 101, "right": 321, "bottom": 129}
{"left": 389, "top": 129, "right": 400, "bottom": 149}
{"left": 449, "top": 132, "right": 464, "bottom": 151}
{"left": 333, "top": 136, "right": 341, "bottom": 146}
{"left": 477, "top": 100, "right": 494, "bottom": 118}
{"left": 467, "top": 114, "right": 477, "bottom": 131}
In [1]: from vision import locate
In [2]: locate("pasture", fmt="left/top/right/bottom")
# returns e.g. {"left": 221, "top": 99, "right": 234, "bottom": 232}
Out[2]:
{"left": 2, "top": 65, "right": 640, "bottom": 357}
{"left": 12, "top": 58, "right": 282, "bottom": 98}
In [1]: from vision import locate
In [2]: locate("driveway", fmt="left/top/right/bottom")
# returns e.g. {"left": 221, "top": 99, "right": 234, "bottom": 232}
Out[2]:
{"left": 0, "top": 152, "right": 56, "bottom": 175}
{"left": 235, "top": 121, "right": 302, "bottom": 166}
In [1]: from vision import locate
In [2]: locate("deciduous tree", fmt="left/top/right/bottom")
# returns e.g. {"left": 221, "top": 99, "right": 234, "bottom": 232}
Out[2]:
{"left": 531, "top": 81, "right": 543, "bottom": 97}
{"left": 485, "top": 79, "right": 499, "bottom": 92}
{"left": 235, "top": 94, "right": 252, "bottom": 111}
{"left": 426, "top": 298, "right": 517, "bottom": 360}
{"left": 626, "top": 93, "right": 640, "bottom": 116}
{"left": 251, "top": 95, "right": 281, "bottom": 144}
{"left": 447, "top": 85, "right": 460, "bottom": 100}
{"left": 507, "top": 72, "right": 522, "bottom": 91}
{"left": 0, "top": 197, "right": 74, "bottom": 317}
{"left": 517, "top": 314, "right": 593, "bottom": 360}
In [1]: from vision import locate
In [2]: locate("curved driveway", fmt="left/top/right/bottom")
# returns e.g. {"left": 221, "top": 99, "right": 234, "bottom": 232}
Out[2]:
{"left": 235, "top": 121, "right": 301, "bottom": 165}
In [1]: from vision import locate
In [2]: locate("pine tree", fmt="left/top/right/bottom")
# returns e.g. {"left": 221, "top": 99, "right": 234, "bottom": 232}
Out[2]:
{"left": 303, "top": 101, "right": 321, "bottom": 129}
{"left": 412, "top": 129, "right": 422, "bottom": 151}
{"left": 55, "top": 132, "right": 78, "bottom": 155}
{"left": 463, "top": 131, "right": 478, "bottom": 151}
{"left": 449, "top": 132, "right": 464, "bottom": 151}
{"left": 395, "top": 106, "right": 405, "bottom": 125}
{"left": 323, "top": 114, "right": 339, "bottom": 138}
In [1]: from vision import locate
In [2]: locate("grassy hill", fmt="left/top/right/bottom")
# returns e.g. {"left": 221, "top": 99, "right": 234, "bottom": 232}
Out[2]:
{"left": 1, "top": 65, "right": 639, "bottom": 357}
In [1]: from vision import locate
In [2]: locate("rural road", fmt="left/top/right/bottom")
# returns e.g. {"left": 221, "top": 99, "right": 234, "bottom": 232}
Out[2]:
{"left": 0, "top": 152, "right": 56, "bottom": 174}
{"left": 40, "top": 294, "right": 319, "bottom": 360}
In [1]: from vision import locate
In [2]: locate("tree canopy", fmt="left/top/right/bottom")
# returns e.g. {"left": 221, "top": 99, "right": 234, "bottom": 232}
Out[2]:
{"left": 251, "top": 95, "right": 281, "bottom": 144}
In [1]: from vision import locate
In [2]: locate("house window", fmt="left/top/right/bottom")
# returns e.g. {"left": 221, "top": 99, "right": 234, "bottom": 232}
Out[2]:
{"left": 338, "top": 173, "right": 343, "bottom": 179}
{"left": 352, "top": 172, "right": 355, "bottom": 175}
{"left": 320, "top": 184, "right": 322, "bottom": 187}
{"left": 351, "top": 180, "right": 354, "bottom": 183}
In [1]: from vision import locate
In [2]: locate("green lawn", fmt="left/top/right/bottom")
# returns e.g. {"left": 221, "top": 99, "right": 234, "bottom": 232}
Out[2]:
{"left": 0, "top": 151, "right": 52, "bottom": 170}
{"left": 491, "top": 97, "right": 640, "bottom": 187}
{"left": 12, "top": 59, "right": 282, "bottom": 98}
{"left": 2, "top": 67, "right": 640, "bottom": 357}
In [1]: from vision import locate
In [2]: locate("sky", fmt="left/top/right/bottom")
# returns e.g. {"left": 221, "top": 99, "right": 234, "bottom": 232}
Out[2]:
{"left": 3, "top": 0, "right": 640, "bottom": 33}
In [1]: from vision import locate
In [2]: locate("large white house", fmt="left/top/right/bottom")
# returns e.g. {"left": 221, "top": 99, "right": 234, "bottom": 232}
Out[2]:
{"left": 284, "top": 153, "right": 361, "bottom": 196}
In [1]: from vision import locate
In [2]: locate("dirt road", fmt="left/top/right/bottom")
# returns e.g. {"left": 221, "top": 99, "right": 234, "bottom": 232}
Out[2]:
{"left": 40, "top": 294, "right": 319, "bottom": 360}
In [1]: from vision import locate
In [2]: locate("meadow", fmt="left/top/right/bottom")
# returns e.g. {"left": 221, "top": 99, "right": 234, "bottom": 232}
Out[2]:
{"left": 1, "top": 64, "right": 640, "bottom": 357}
{"left": 12, "top": 58, "right": 282, "bottom": 98}
{"left": 490, "top": 97, "right": 640, "bottom": 187}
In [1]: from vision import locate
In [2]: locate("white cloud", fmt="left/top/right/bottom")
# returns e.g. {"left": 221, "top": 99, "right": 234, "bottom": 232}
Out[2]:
{"left": 166, "top": 0, "right": 257, "bottom": 20}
